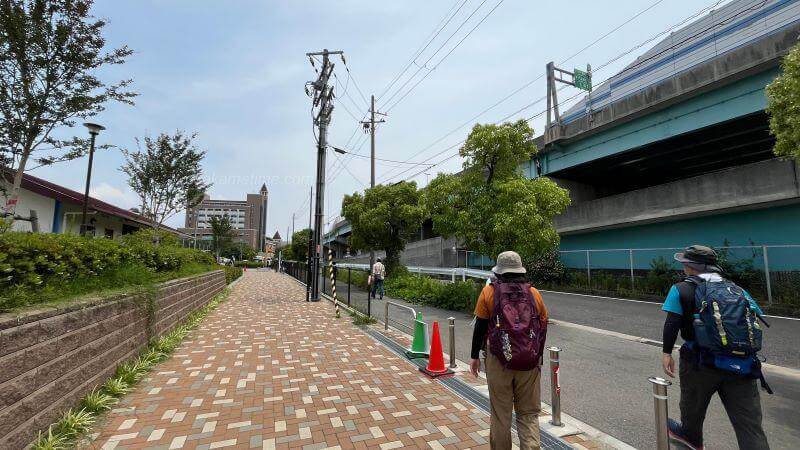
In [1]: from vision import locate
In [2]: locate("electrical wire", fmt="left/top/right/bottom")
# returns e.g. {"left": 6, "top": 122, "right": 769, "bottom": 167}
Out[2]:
{"left": 340, "top": 55, "right": 371, "bottom": 107}
{"left": 379, "top": 0, "right": 737, "bottom": 182}
{"left": 377, "top": 0, "right": 687, "bottom": 181}
{"left": 377, "top": 0, "right": 469, "bottom": 100}
{"left": 379, "top": 0, "right": 493, "bottom": 110}
{"left": 383, "top": 0, "right": 507, "bottom": 113}
{"left": 388, "top": 0, "right": 760, "bottom": 185}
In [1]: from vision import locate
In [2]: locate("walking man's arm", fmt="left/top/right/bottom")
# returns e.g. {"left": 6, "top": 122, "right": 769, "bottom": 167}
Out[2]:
{"left": 661, "top": 285, "right": 684, "bottom": 378}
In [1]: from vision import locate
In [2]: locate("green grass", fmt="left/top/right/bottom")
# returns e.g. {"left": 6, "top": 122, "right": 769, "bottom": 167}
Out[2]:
{"left": 0, "top": 262, "right": 217, "bottom": 313}
{"left": 30, "top": 288, "right": 230, "bottom": 450}
{"left": 349, "top": 309, "right": 377, "bottom": 326}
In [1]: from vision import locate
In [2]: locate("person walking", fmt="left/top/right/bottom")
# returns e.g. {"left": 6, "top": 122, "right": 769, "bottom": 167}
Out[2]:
{"left": 469, "top": 251, "right": 548, "bottom": 450}
{"left": 662, "top": 245, "right": 771, "bottom": 450}
{"left": 371, "top": 258, "right": 385, "bottom": 299}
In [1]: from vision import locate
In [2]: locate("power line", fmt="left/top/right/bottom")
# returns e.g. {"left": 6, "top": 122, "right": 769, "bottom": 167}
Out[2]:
{"left": 340, "top": 54, "right": 371, "bottom": 107}
{"left": 332, "top": 73, "right": 363, "bottom": 123}
{"left": 383, "top": 0, "right": 506, "bottom": 113}
{"left": 378, "top": 0, "right": 678, "bottom": 180}
{"left": 379, "top": 0, "right": 493, "bottom": 110}
{"left": 390, "top": 0, "right": 757, "bottom": 186}
{"left": 331, "top": 152, "right": 367, "bottom": 188}
{"left": 380, "top": 0, "right": 734, "bottom": 181}
{"left": 377, "top": 0, "right": 469, "bottom": 100}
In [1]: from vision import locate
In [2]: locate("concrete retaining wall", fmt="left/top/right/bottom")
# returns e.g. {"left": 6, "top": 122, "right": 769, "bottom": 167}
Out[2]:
{"left": 339, "top": 237, "right": 459, "bottom": 267}
{"left": 554, "top": 158, "right": 800, "bottom": 233}
{"left": 0, "top": 270, "right": 226, "bottom": 450}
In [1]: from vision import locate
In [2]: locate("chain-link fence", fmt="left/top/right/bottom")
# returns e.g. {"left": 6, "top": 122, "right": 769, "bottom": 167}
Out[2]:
{"left": 543, "top": 245, "right": 800, "bottom": 316}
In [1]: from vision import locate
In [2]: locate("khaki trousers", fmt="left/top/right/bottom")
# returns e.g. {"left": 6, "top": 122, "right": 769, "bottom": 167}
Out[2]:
{"left": 485, "top": 351, "right": 542, "bottom": 450}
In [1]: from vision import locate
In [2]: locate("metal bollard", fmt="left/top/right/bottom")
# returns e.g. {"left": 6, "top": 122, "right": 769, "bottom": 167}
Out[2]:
{"left": 548, "top": 347, "right": 562, "bottom": 426}
{"left": 649, "top": 376, "right": 672, "bottom": 450}
{"left": 385, "top": 302, "right": 390, "bottom": 331}
{"left": 448, "top": 317, "right": 456, "bottom": 368}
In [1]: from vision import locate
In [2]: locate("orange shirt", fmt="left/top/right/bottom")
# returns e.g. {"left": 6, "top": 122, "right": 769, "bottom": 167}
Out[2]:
{"left": 473, "top": 284, "right": 548, "bottom": 322}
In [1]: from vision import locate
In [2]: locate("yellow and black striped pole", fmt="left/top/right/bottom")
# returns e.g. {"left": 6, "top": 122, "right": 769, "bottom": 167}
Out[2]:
{"left": 328, "top": 249, "right": 340, "bottom": 318}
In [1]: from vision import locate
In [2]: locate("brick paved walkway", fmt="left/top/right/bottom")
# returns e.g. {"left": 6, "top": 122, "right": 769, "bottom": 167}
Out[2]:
{"left": 86, "top": 271, "right": 493, "bottom": 449}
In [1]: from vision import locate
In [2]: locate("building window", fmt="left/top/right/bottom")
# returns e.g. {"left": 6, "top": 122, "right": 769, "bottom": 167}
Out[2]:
{"left": 105, "top": 228, "right": 115, "bottom": 239}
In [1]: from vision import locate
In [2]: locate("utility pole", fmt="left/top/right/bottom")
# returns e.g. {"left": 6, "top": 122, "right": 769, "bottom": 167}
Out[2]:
{"left": 306, "top": 187, "right": 313, "bottom": 302}
{"left": 306, "top": 49, "right": 342, "bottom": 301}
{"left": 360, "top": 94, "right": 386, "bottom": 271}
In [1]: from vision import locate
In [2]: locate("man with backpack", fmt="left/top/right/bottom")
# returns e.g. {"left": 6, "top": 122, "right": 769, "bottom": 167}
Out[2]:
{"left": 469, "top": 251, "right": 548, "bottom": 450}
{"left": 371, "top": 258, "right": 385, "bottom": 299}
{"left": 662, "top": 245, "right": 771, "bottom": 450}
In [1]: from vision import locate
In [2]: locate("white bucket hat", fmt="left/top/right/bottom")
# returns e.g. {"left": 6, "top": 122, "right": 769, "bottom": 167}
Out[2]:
{"left": 491, "top": 251, "right": 526, "bottom": 275}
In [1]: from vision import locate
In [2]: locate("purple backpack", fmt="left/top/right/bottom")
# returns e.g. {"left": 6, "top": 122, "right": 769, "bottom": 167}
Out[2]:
{"left": 488, "top": 280, "right": 547, "bottom": 371}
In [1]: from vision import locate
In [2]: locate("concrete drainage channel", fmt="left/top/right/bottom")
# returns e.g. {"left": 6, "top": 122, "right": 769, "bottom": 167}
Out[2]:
{"left": 364, "top": 328, "right": 574, "bottom": 450}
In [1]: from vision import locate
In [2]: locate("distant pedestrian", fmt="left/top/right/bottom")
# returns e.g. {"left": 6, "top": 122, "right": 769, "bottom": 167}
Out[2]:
{"left": 470, "top": 251, "right": 548, "bottom": 450}
{"left": 371, "top": 258, "right": 385, "bottom": 299}
{"left": 662, "top": 245, "right": 771, "bottom": 450}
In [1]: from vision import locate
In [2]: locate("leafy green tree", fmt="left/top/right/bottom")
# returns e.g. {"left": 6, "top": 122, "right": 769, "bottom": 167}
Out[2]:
{"left": 121, "top": 131, "right": 210, "bottom": 233}
{"left": 342, "top": 181, "right": 425, "bottom": 273}
{"left": 221, "top": 242, "right": 257, "bottom": 261}
{"left": 208, "top": 215, "right": 234, "bottom": 259}
{"left": 290, "top": 228, "right": 311, "bottom": 262}
{"left": 766, "top": 42, "right": 800, "bottom": 161}
{"left": 424, "top": 120, "right": 570, "bottom": 261}
{"left": 0, "top": 0, "right": 135, "bottom": 218}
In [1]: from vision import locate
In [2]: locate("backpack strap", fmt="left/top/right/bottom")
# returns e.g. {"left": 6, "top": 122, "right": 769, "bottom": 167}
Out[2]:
{"left": 676, "top": 276, "right": 704, "bottom": 316}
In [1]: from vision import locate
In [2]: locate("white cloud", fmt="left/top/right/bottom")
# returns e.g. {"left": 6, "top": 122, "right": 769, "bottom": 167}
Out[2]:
{"left": 90, "top": 182, "right": 139, "bottom": 210}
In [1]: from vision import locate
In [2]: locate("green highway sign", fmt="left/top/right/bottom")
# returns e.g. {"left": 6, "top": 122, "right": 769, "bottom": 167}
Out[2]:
{"left": 574, "top": 68, "right": 592, "bottom": 91}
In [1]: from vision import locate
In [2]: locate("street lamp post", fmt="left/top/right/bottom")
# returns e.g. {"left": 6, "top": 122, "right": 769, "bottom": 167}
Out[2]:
{"left": 80, "top": 122, "right": 105, "bottom": 236}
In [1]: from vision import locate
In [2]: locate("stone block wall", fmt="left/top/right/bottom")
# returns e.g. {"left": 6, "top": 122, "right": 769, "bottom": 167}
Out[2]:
{"left": 0, "top": 270, "right": 226, "bottom": 450}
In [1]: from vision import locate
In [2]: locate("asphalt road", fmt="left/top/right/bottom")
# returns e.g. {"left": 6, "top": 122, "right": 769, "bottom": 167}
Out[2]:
{"left": 538, "top": 290, "right": 800, "bottom": 371}
{"left": 325, "top": 275, "right": 800, "bottom": 449}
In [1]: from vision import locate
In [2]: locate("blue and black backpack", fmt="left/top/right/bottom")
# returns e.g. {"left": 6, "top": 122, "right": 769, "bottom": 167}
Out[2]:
{"left": 684, "top": 276, "right": 773, "bottom": 394}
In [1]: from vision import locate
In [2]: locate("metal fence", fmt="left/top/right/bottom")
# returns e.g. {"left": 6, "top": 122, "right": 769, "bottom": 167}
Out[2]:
{"left": 337, "top": 243, "right": 800, "bottom": 316}
{"left": 551, "top": 245, "right": 800, "bottom": 315}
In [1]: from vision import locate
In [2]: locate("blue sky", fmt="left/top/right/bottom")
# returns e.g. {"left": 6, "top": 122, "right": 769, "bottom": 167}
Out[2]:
{"left": 30, "top": 0, "right": 728, "bottom": 239}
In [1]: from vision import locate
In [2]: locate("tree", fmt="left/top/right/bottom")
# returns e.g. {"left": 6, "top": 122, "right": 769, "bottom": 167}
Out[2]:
{"left": 289, "top": 228, "right": 311, "bottom": 262}
{"left": 424, "top": 120, "right": 570, "bottom": 261}
{"left": 121, "top": 131, "right": 210, "bottom": 233}
{"left": 209, "top": 214, "right": 234, "bottom": 259}
{"left": 220, "top": 242, "right": 256, "bottom": 261}
{"left": 0, "top": 0, "right": 135, "bottom": 217}
{"left": 342, "top": 181, "right": 425, "bottom": 273}
{"left": 766, "top": 42, "right": 800, "bottom": 161}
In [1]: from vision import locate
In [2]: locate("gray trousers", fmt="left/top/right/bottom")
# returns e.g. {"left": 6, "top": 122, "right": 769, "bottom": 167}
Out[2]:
{"left": 679, "top": 350, "right": 769, "bottom": 449}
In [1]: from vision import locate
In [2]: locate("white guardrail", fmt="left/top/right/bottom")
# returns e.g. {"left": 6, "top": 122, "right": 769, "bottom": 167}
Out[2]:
{"left": 336, "top": 263, "right": 493, "bottom": 282}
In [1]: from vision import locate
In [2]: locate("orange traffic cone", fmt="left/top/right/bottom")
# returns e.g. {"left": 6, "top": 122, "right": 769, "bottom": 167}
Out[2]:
{"left": 419, "top": 321, "right": 454, "bottom": 378}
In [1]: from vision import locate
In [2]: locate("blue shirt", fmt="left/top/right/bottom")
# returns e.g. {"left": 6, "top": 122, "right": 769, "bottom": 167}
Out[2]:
{"left": 662, "top": 284, "right": 764, "bottom": 316}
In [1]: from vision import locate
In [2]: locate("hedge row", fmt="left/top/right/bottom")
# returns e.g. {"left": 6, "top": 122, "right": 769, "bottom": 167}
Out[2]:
{"left": 224, "top": 266, "right": 244, "bottom": 284}
{"left": 338, "top": 268, "right": 481, "bottom": 313}
{"left": 0, "top": 230, "right": 215, "bottom": 294}
{"left": 385, "top": 274, "right": 481, "bottom": 313}
{"left": 233, "top": 261, "right": 266, "bottom": 268}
